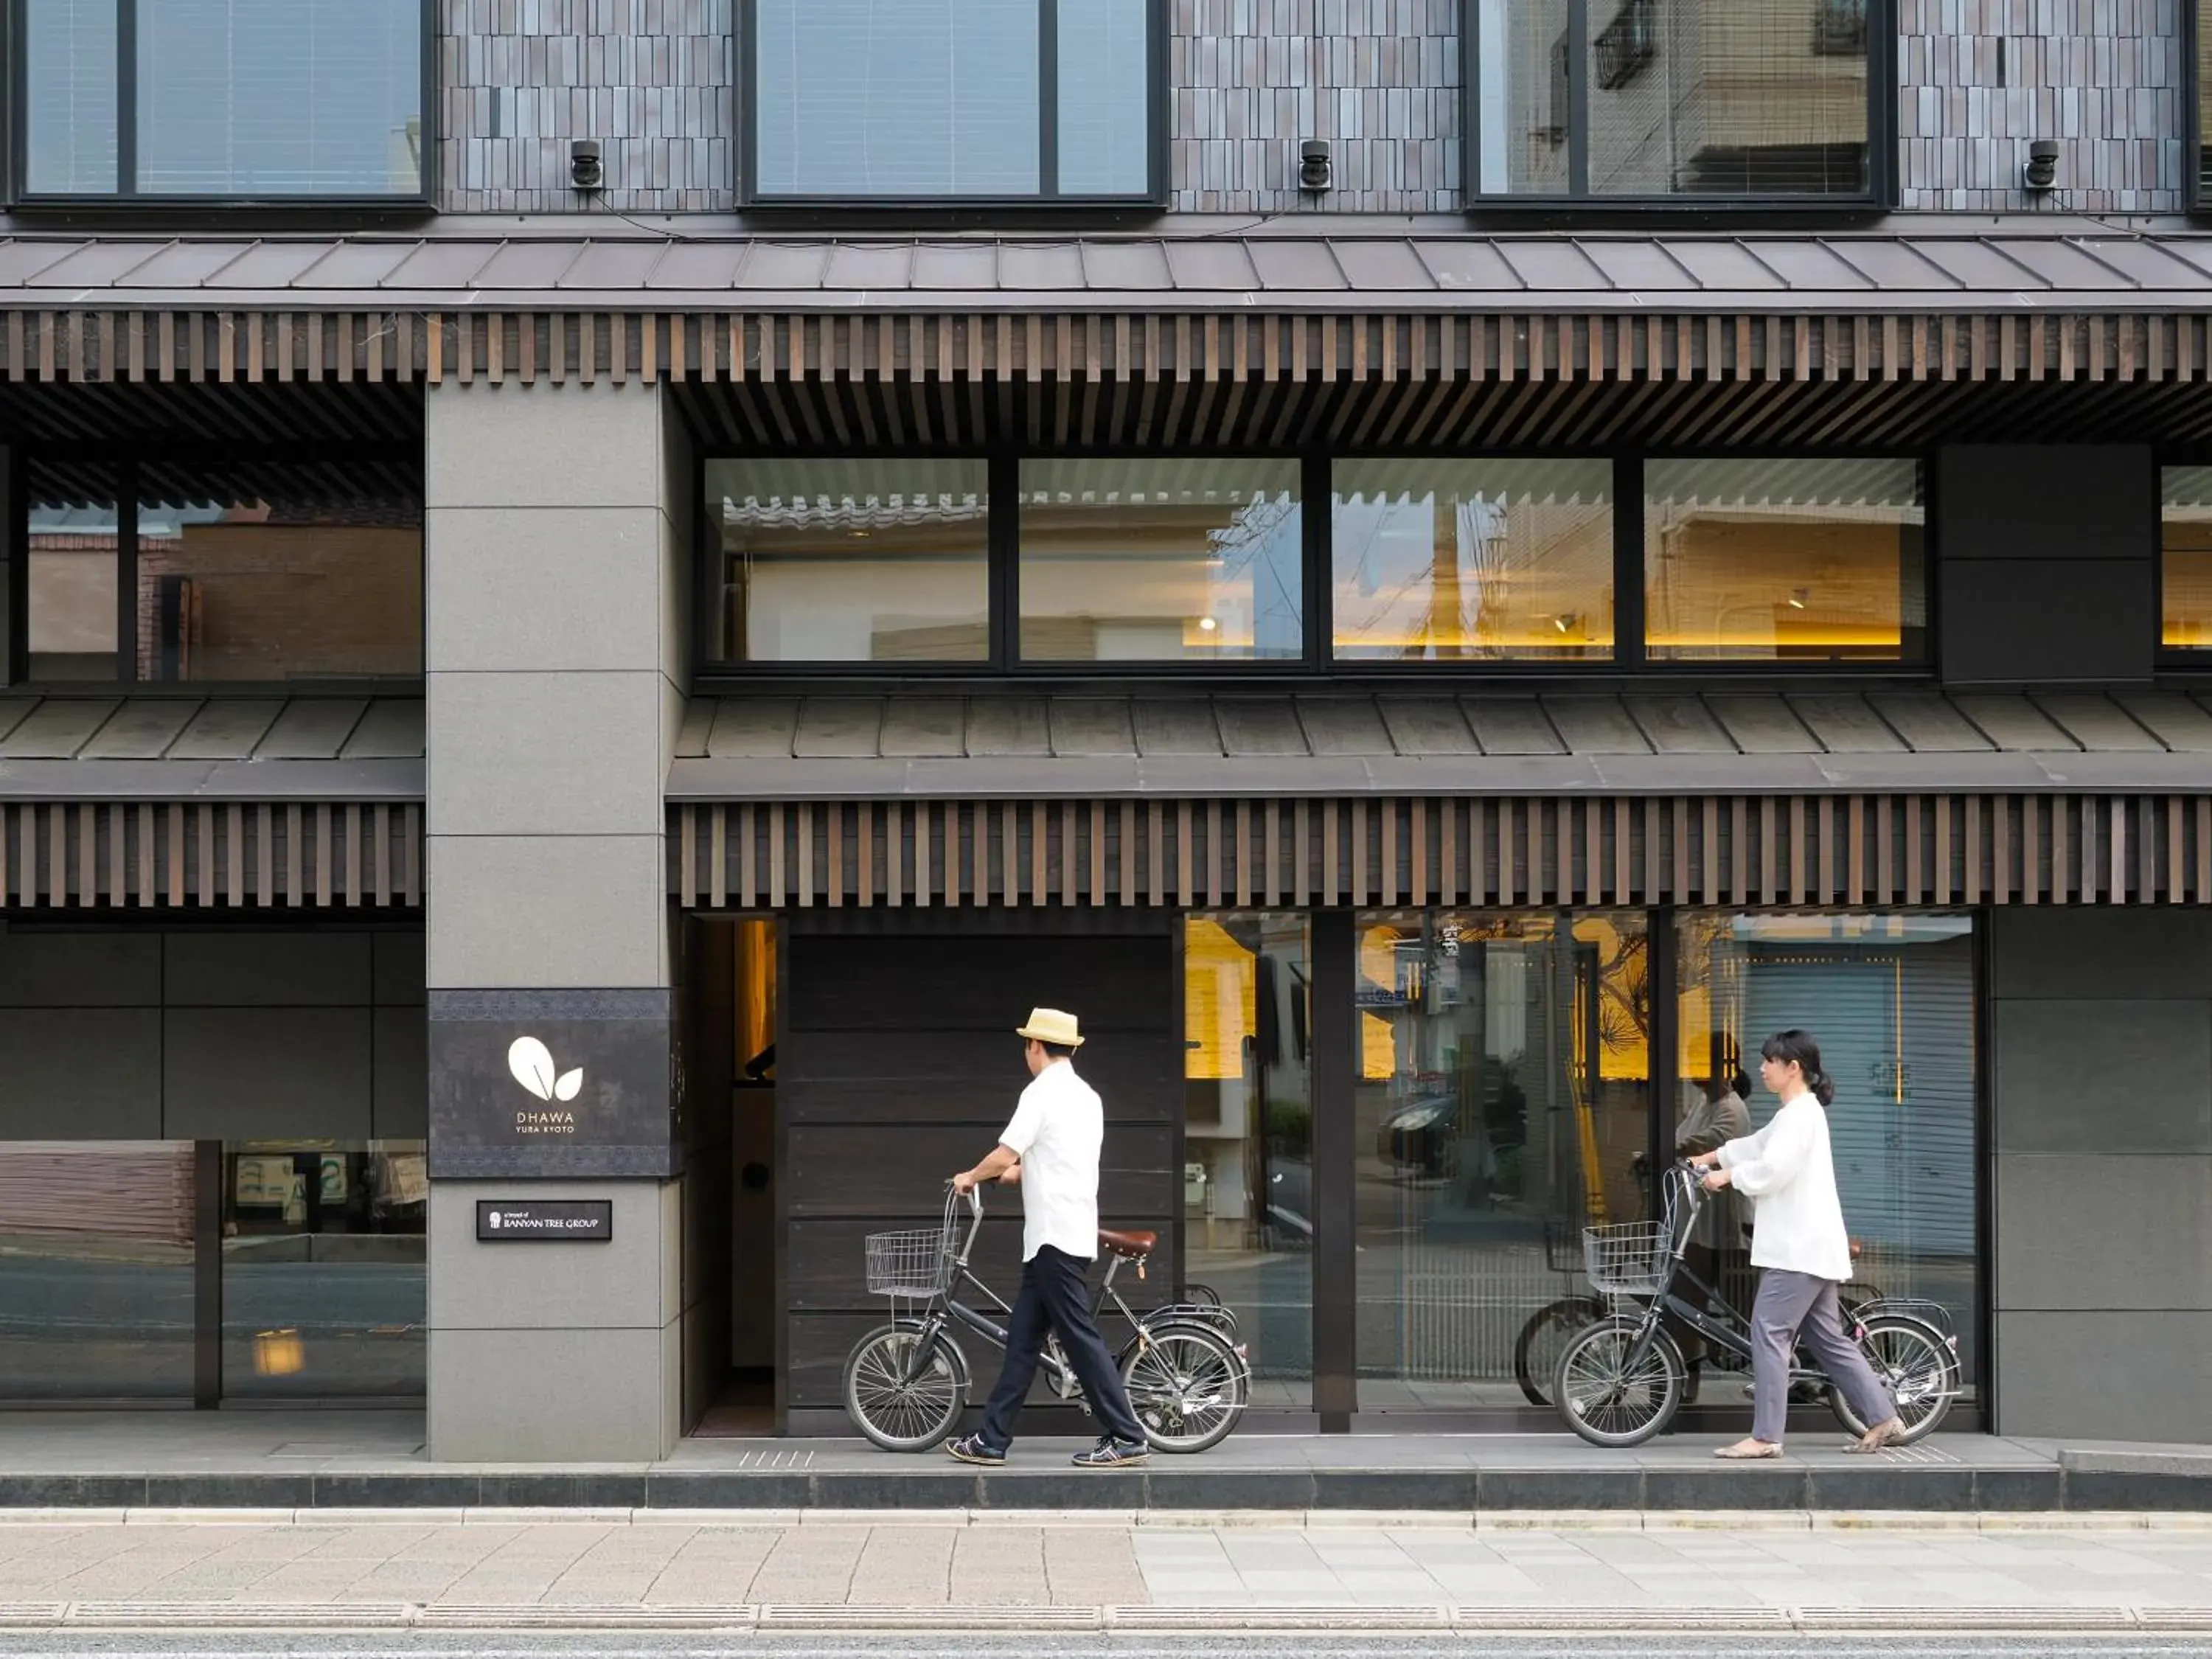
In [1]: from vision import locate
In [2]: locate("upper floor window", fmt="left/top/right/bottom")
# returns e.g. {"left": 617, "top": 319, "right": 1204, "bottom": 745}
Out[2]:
{"left": 742, "top": 0, "right": 1161, "bottom": 205}
{"left": 2162, "top": 466, "right": 2212, "bottom": 653}
{"left": 1466, "top": 0, "right": 1889, "bottom": 206}
{"left": 18, "top": 0, "right": 427, "bottom": 201}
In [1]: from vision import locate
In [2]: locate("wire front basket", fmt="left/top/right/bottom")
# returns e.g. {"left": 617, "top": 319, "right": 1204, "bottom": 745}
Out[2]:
{"left": 863, "top": 1190, "right": 961, "bottom": 1299}
{"left": 1582, "top": 1220, "right": 1673, "bottom": 1296}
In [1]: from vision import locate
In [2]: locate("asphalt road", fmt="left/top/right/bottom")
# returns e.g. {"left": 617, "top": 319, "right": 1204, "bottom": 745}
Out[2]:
{"left": 4, "top": 1637, "right": 2212, "bottom": 1659}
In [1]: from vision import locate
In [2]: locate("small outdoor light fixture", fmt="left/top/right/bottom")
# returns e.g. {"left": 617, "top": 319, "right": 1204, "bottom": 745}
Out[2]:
{"left": 571, "top": 139, "right": 605, "bottom": 192}
{"left": 1298, "top": 140, "right": 1332, "bottom": 193}
{"left": 2024, "top": 139, "right": 2059, "bottom": 192}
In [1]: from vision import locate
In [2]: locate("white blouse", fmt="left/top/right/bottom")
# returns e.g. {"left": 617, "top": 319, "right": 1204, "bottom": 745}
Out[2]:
{"left": 1716, "top": 1095, "right": 1855, "bottom": 1283}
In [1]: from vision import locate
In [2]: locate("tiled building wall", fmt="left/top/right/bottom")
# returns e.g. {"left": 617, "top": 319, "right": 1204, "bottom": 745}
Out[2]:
{"left": 1897, "top": 0, "right": 2186, "bottom": 212}
{"left": 438, "top": 0, "right": 735, "bottom": 213}
{"left": 434, "top": 0, "right": 2189, "bottom": 216}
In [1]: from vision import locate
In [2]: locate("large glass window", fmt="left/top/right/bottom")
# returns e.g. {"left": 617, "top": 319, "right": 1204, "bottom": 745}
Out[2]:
{"left": 0, "top": 1143, "right": 197, "bottom": 1402}
{"left": 27, "top": 490, "right": 122, "bottom": 683}
{"left": 1644, "top": 457, "right": 1925, "bottom": 661}
{"left": 747, "top": 0, "right": 1157, "bottom": 202}
{"left": 706, "top": 459, "right": 990, "bottom": 664}
{"left": 1677, "top": 913, "right": 1981, "bottom": 1399}
{"left": 20, "top": 0, "right": 425, "bottom": 199}
{"left": 1019, "top": 459, "right": 1304, "bottom": 662}
{"left": 2163, "top": 466, "right": 2212, "bottom": 652}
{"left": 1353, "top": 911, "right": 1649, "bottom": 1408}
{"left": 1184, "top": 915, "right": 1312, "bottom": 1408}
{"left": 221, "top": 1141, "right": 425, "bottom": 1400}
{"left": 1332, "top": 459, "right": 1614, "bottom": 660}
{"left": 1472, "top": 0, "right": 1880, "bottom": 203}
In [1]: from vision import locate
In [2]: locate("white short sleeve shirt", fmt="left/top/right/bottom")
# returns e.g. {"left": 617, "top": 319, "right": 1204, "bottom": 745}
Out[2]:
{"left": 997, "top": 1058, "right": 1104, "bottom": 1263}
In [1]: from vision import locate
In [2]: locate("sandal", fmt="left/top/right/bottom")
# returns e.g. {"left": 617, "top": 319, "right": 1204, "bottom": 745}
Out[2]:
{"left": 1714, "top": 1439, "right": 1784, "bottom": 1459}
{"left": 1846, "top": 1416, "right": 1905, "bottom": 1454}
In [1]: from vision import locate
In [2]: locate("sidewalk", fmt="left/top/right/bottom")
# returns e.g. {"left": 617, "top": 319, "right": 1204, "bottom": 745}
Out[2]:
{"left": 3, "top": 1411, "right": 2211, "bottom": 1514}
{"left": 2, "top": 1512, "right": 2212, "bottom": 1632}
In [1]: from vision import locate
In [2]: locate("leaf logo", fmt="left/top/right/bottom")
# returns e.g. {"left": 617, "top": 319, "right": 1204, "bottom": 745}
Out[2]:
{"left": 507, "top": 1036, "right": 583, "bottom": 1103}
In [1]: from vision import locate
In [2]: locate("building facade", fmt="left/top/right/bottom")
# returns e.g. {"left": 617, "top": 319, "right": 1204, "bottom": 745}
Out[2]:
{"left": 0, "top": 0, "right": 2208, "bottom": 1459}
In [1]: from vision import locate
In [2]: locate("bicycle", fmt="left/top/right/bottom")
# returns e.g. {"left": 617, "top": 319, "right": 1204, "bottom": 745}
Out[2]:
{"left": 842, "top": 1184, "right": 1251, "bottom": 1454}
{"left": 1551, "top": 1161, "right": 1961, "bottom": 1448}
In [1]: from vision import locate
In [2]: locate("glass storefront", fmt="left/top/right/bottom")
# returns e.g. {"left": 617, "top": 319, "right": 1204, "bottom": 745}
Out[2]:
{"left": 1182, "top": 914, "right": 1312, "bottom": 1407}
{"left": 1677, "top": 912, "right": 1982, "bottom": 1395}
{"left": 1352, "top": 911, "right": 1649, "bottom": 1408}
{"left": 221, "top": 1141, "right": 427, "bottom": 1400}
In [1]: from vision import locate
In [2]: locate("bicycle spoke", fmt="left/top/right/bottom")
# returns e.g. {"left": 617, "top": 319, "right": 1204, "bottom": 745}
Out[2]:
{"left": 1126, "top": 1330, "right": 1238, "bottom": 1449}
{"left": 851, "top": 1335, "right": 956, "bottom": 1444}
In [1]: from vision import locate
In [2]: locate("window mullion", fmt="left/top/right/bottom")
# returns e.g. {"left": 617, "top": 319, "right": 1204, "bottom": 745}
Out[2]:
{"left": 1038, "top": 0, "right": 1058, "bottom": 199}
{"left": 1566, "top": 0, "right": 1590, "bottom": 198}
{"left": 1615, "top": 456, "right": 1645, "bottom": 670}
{"left": 116, "top": 0, "right": 137, "bottom": 195}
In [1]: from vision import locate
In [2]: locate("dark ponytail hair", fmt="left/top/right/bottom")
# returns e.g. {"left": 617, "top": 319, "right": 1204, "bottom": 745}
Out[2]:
{"left": 1759, "top": 1029, "right": 1835, "bottom": 1107}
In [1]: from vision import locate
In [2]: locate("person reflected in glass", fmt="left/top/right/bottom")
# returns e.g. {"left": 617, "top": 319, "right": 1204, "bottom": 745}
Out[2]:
{"left": 1667, "top": 1065, "right": 1751, "bottom": 1405}
{"left": 1690, "top": 1031, "right": 1905, "bottom": 1458}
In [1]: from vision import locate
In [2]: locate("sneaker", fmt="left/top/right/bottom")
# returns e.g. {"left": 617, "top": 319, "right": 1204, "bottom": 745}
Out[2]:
{"left": 945, "top": 1433, "right": 1006, "bottom": 1467}
{"left": 1071, "top": 1436, "right": 1150, "bottom": 1469}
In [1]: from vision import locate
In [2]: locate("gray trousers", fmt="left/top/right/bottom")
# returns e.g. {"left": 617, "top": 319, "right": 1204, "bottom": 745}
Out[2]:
{"left": 1750, "top": 1269, "right": 1896, "bottom": 1444}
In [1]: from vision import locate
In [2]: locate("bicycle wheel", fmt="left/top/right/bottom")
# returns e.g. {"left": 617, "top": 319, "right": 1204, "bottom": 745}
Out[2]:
{"left": 844, "top": 1324, "right": 966, "bottom": 1452}
{"left": 1514, "top": 1295, "right": 1607, "bottom": 1407}
{"left": 1553, "top": 1314, "right": 1686, "bottom": 1448}
{"left": 1123, "top": 1322, "right": 1245, "bottom": 1453}
{"left": 1828, "top": 1315, "right": 1959, "bottom": 1444}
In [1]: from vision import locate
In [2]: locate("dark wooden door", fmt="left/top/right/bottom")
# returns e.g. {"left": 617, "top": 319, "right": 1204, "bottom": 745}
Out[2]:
{"left": 779, "top": 917, "right": 1177, "bottom": 1419}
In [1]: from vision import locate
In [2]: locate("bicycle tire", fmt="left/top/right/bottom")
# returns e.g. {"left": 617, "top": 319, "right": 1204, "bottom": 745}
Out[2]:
{"left": 1827, "top": 1314, "right": 1959, "bottom": 1445}
{"left": 1514, "top": 1295, "right": 1607, "bottom": 1407}
{"left": 1122, "top": 1321, "right": 1246, "bottom": 1453}
{"left": 1552, "top": 1314, "right": 1686, "bottom": 1449}
{"left": 843, "top": 1324, "right": 966, "bottom": 1452}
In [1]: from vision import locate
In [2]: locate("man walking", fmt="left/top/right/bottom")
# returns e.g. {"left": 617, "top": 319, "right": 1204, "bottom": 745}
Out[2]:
{"left": 945, "top": 1008, "right": 1150, "bottom": 1469}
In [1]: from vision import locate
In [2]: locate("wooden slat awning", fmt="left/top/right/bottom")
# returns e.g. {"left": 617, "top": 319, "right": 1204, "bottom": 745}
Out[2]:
{"left": 669, "top": 794, "right": 2212, "bottom": 911}
{"left": 0, "top": 800, "right": 421, "bottom": 908}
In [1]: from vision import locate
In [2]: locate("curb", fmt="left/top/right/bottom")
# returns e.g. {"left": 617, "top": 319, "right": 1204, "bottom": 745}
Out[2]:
{"left": 5, "top": 1504, "right": 2212, "bottom": 1531}
{"left": 2, "top": 1601, "right": 2210, "bottom": 1632}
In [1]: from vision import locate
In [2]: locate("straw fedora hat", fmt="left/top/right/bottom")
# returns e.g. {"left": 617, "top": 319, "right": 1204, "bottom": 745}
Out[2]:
{"left": 1015, "top": 1007, "right": 1084, "bottom": 1048}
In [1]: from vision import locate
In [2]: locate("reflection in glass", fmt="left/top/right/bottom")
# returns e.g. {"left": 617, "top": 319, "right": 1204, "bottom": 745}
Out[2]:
{"left": 135, "top": 481, "right": 424, "bottom": 681}
{"left": 753, "top": 0, "right": 1040, "bottom": 197}
{"left": 1677, "top": 913, "right": 1980, "bottom": 1397}
{"left": 706, "top": 459, "right": 990, "bottom": 663}
{"left": 1353, "top": 911, "right": 1649, "bottom": 1408}
{"left": 0, "top": 1143, "right": 196, "bottom": 1400}
{"left": 1019, "top": 459, "right": 1304, "bottom": 661}
{"left": 1587, "top": 0, "right": 1868, "bottom": 196}
{"left": 27, "top": 497, "right": 122, "bottom": 682}
{"left": 1332, "top": 459, "right": 1614, "bottom": 659}
{"left": 1183, "top": 915, "right": 1311, "bottom": 1407}
{"left": 24, "top": 0, "right": 119, "bottom": 193}
{"left": 1057, "top": 0, "right": 1151, "bottom": 195}
{"left": 221, "top": 1141, "right": 426, "bottom": 1399}
{"left": 2163, "top": 466, "right": 2212, "bottom": 650}
{"left": 137, "top": 0, "right": 423, "bottom": 196}
{"left": 1472, "top": 0, "right": 1572, "bottom": 194}
{"left": 1645, "top": 457, "right": 1924, "bottom": 661}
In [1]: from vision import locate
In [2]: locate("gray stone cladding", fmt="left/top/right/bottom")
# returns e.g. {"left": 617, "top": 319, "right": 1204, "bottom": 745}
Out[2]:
{"left": 434, "top": 0, "right": 2189, "bottom": 216}
{"left": 1898, "top": 0, "right": 2187, "bottom": 212}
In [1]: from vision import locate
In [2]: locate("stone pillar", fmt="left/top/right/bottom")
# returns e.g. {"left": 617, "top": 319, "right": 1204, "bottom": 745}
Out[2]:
{"left": 422, "top": 380, "right": 692, "bottom": 1461}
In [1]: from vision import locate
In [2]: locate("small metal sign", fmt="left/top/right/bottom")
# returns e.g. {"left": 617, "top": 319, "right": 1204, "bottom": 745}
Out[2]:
{"left": 475, "top": 1200, "right": 613, "bottom": 1242}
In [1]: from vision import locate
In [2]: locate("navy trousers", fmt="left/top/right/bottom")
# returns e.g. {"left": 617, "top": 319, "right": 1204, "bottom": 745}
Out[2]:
{"left": 976, "top": 1245, "right": 1147, "bottom": 1450}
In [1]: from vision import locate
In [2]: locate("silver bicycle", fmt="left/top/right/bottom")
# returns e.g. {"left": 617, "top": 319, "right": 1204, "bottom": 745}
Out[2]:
{"left": 1552, "top": 1161, "right": 1962, "bottom": 1448}
{"left": 842, "top": 1184, "right": 1250, "bottom": 1454}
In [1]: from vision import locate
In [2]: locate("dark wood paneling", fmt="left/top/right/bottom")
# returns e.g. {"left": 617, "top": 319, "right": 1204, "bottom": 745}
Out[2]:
{"left": 785, "top": 1124, "right": 1175, "bottom": 1218}
{"left": 782, "top": 928, "right": 1181, "bottom": 1411}
{"left": 786, "top": 1217, "right": 1177, "bottom": 1315}
{"left": 785, "top": 936, "right": 1171, "bottom": 1032}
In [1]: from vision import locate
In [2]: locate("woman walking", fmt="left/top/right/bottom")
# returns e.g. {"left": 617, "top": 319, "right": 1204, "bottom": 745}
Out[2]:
{"left": 1690, "top": 1030, "right": 1905, "bottom": 1459}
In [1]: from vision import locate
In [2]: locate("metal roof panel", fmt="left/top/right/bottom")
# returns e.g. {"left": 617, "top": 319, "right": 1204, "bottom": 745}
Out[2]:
{"left": 1953, "top": 694, "right": 2079, "bottom": 751}
{"left": 1410, "top": 240, "right": 1523, "bottom": 292}
{"left": 1132, "top": 699, "right": 1221, "bottom": 755}
{"left": 2120, "top": 692, "right": 2212, "bottom": 752}
{"left": 1787, "top": 692, "right": 1907, "bottom": 753}
{"left": 551, "top": 241, "right": 668, "bottom": 289}
{"left": 818, "top": 243, "right": 916, "bottom": 291}
{"left": 2, "top": 698, "right": 120, "bottom": 757}
{"left": 965, "top": 696, "right": 1051, "bottom": 755}
{"left": 461, "top": 240, "right": 585, "bottom": 291}
{"left": 1049, "top": 698, "right": 1137, "bottom": 756}
{"left": 1328, "top": 240, "right": 1438, "bottom": 292}
{"left": 2034, "top": 693, "right": 2162, "bottom": 751}
{"left": 168, "top": 698, "right": 284, "bottom": 759}
{"left": 343, "top": 698, "right": 427, "bottom": 759}
{"left": 1705, "top": 695, "right": 1821, "bottom": 754}
{"left": 1573, "top": 239, "right": 1699, "bottom": 291}
{"left": 23, "top": 241, "right": 173, "bottom": 288}
{"left": 733, "top": 243, "right": 832, "bottom": 291}
{"left": 256, "top": 698, "right": 369, "bottom": 759}
{"left": 996, "top": 243, "right": 1087, "bottom": 291}
{"left": 1912, "top": 238, "right": 2045, "bottom": 290}
{"left": 1625, "top": 694, "right": 1738, "bottom": 754}
{"left": 1079, "top": 240, "right": 1174, "bottom": 291}
{"left": 1985, "top": 237, "right": 2137, "bottom": 290}
{"left": 1738, "top": 239, "right": 1874, "bottom": 291}
{"left": 1821, "top": 238, "right": 1958, "bottom": 290}
{"left": 1541, "top": 695, "right": 1651, "bottom": 754}
{"left": 1462, "top": 697, "right": 1565, "bottom": 755}
{"left": 706, "top": 699, "right": 798, "bottom": 759}
{"left": 0, "top": 240, "right": 91, "bottom": 286}
{"left": 1495, "top": 241, "right": 1613, "bottom": 291}
{"left": 1655, "top": 240, "right": 1789, "bottom": 291}
{"left": 910, "top": 243, "right": 1001, "bottom": 291}
{"left": 194, "top": 241, "right": 335, "bottom": 290}
{"left": 111, "top": 242, "right": 262, "bottom": 288}
{"left": 372, "top": 240, "right": 496, "bottom": 291}
{"left": 2063, "top": 237, "right": 2206, "bottom": 288}
{"left": 1161, "top": 238, "right": 1263, "bottom": 291}
{"left": 642, "top": 241, "right": 751, "bottom": 291}
{"left": 1296, "top": 696, "right": 1394, "bottom": 754}
{"left": 81, "top": 698, "right": 203, "bottom": 759}
{"left": 1377, "top": 697, "right": 1478, "bottom": 755}
{"left": 1215, "top": 698, "right": 1308, "bottom": 756}
{"left": 879, "top": 698, "right": 967, "bottom": 757}
{"left": 1868, "top": 692, "right": 1995, "bottom": 752}
{"left": 1249, "top": 239, "right": 1350, "bottom": 291}
{"left": 793, "top": 698, "right": 885, "bottom": 759}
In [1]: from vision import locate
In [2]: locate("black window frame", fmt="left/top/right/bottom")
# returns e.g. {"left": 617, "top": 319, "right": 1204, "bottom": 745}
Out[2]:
{"left": 1459, "top": 0, "right": 1898, "bottom": 214}
{"left": 694, "top": 445, "right": 1936, "bottom": 684}
{"left": 737, "top": 0, "right": 1169, "bottom": 211}
{"left": 8, "top": 439, "right": 428, "bottom": 690}
{"left": 2155, "top": 453, "right": 2212, "bottom": 664}
{"left": 6, "top": 0, "right": 439, "bottom": 210}
{"left": 2191, "top": 0, "right": 2212, "bottom": 213}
